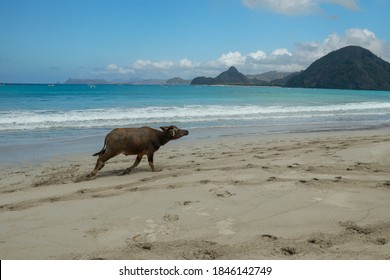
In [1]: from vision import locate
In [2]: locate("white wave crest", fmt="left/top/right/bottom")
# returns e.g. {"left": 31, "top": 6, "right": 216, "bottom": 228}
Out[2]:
{"left": 1, "top": 102, "right": 389, "bottom": 131}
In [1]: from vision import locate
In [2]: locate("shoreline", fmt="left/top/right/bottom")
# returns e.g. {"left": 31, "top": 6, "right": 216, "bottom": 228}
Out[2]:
{"left": 1, "top": 127, "right": 390, "bottom": 259}
{"left": 2, "top": 123, "right": 390, "bottom": 166}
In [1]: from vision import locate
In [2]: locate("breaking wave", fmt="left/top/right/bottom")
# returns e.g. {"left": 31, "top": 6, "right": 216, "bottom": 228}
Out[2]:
{"left": 1, "top": 102, "right": 390, "bottom": 131}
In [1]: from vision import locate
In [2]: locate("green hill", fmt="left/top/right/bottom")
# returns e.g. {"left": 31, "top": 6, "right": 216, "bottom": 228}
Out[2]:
{"left": 285, "top": 46, "right": 390, "bottom": 90}
{"left": 191, "top": 66, "right": 267, "bottom": 86}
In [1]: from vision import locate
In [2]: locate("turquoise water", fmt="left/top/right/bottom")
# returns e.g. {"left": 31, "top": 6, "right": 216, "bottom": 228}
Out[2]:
{"left": 1, "top": 84, "right": 390, "bottom": 163}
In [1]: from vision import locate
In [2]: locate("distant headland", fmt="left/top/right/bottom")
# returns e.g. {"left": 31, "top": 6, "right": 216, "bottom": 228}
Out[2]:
{"left": 191, "top": 46, "right": 390, "bottom": 90}
{"left": 61, "top": 46, "right": 390, "bottom": 91}
{"left": 190, "top": 66, "right": 294, "bottom": 87}
{"left": 63, "top": 77, "right": 192, "bottom": 86}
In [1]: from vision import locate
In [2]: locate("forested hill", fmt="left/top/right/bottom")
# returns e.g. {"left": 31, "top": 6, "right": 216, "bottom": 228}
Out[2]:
{"left": 285, "top": 46, "right": 390, "bottom": 90}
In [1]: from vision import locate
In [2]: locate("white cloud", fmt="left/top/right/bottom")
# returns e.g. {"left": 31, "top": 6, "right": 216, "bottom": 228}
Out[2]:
{"left": 96, "top": 28, "right": 388, "bottom": 80}
{"left": 344, "top": 28, "right": 383, "bottom": 53}
{"left": 132, "top": 59, "right": 151, "bottom": 69}
{"left": 133, "top": 59, "right": 174, "bottom": 70}
{"left": 210, "top": 28, "right": 388, "bottom": 75}
{"left": 209, "top": 48, "right": 299, "bottom": 74}
{"left": 218, "top": 51, "right": 247, "bottom": 66}
{"left": 153, "top": 61, "right": 174, "bottom": 69}
{"left": 295, "top": 28, "right": 387, "bottom": 62}
{"left": 248, "top": 50, "right": 267, "bottom": 60}
{"left": 180, "top": 58, "right": 196, "bottom": 68}
{"left": 242, "top": 0, "right": 360, "bottom": 15}
{"left": 101, "top": 63, "right": 134, "bottom": 75}
{"left": 272, "top": 48, "right": 292, "bottom": 56}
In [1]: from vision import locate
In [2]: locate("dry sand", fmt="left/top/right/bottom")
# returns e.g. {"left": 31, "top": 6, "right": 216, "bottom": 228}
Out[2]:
{"left": 1, "top": 129, "right": 390, "bottom": 259}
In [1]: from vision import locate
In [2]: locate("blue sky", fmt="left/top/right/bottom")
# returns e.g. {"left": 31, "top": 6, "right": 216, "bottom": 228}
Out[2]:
{"left": 1, "top": 0, "right": 389, "bottom": 83}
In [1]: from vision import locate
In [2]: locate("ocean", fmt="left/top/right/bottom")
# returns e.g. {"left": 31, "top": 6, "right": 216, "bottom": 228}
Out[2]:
{"left": 1, "top": 84, "right": 390, "bottom": 164}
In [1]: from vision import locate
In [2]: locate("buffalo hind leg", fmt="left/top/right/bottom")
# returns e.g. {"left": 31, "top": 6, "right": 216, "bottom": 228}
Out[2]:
{"left": 148, "top": 153, "right": 160, "bottom": 172}
{"left": 88, "top": 151, "right": 117, "bottom": 177}
{"left": 124, "top": 153, "right": 144, "bottom": 174}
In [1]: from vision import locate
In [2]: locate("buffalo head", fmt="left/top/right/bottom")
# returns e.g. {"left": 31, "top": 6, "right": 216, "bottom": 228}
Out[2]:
{"left": 160, "top": 125, "right": 189, "bottom": 140}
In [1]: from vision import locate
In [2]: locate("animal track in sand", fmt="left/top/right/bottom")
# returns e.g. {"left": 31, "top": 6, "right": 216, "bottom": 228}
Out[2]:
{"left": 0, "top": 178, "right": 169, "bottom": 213}
{"left": 84, "top": 227, "right": 109, "bottom": 239}
{"left": 261, "top": 234, "right": 278, "bottom": 241}
{"left": 183, "top": 248, "right": 221, "bottom": 260}
{"left": 267, "top": 176, "right": 277, "bottom": 182}
{"left": 132, "top": 233, "right": 156, "bottom": 243}
{"left": 199, "top": 179, "right": 211, "bottom": 184}
{"left": 215, "top": 190, "right": 235, "bottom": 198}
{"left": 163, "top": 214, "right": 179, "bottom": 222}
{"left": 175, "top": 200, "right": 200, "bottom": 206}
{"left": 182, "top": 241, "right": 223, "bottom": 260}
{"left": 307, "top": 233, "right": 334, "bottom": 248}
{"left": 381, "top": 181, "right": 390, "bottom": 188}
{"left": 280, "top": 247, "right": 297, "bottom": 256}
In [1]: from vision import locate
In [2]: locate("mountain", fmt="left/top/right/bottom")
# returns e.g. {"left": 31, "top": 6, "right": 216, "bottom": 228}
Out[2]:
{"left": 270, "top": 72, "right": 301, "bottom": 86}
{"left": 285, "top": 46, "right": 390, "bottom": 90}
{"left": 165, "top": 77, "right": 191, "bottom": 85}
{"left": 191, "top": 66, "right": 256, "bottom": 85}
{"left": 191, "top": 67, "right": 297, "bottom": 86}
{"left": 247, "top": 71, "right": 296, "bottom": 82}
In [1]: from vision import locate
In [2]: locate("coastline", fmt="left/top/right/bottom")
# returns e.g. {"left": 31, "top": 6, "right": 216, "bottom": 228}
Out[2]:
{"left": 3, "top": 122, "right": 390, "bottom": 166}
{"left": 0, "top": 127, "right": 390, "bottom": 259}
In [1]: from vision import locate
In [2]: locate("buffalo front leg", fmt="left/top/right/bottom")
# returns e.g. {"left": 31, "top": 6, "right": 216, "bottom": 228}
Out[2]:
{"left": 124, "top": 153, "right": 143, "bottom": 174}
{"left": 148, "top": 153, "right": 160, "bottom": 172}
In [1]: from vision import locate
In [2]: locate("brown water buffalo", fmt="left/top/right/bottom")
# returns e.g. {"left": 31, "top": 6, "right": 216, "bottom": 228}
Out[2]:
{"left": 88, "top": 125, "right": 189, "bottom": 177}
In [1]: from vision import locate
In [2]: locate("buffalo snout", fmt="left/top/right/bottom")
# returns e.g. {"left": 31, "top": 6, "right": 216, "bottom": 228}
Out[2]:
{"left": 161, "top": 125, "right": 189, "bottom": 140}
{"left": 176, "top": 129, "right": 189, "bottom": 138}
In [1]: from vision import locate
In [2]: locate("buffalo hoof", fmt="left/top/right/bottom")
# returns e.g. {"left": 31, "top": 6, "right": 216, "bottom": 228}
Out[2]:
{"left": 152, "top": 168, "right": 162, "bottom": 172}
{"left": 121, "top": 169, "right": 132, "bottom": 175}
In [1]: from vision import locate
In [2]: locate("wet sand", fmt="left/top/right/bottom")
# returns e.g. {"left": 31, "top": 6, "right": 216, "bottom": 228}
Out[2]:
{"left": 0, "top": 129, "right": 389, "bottom": 259}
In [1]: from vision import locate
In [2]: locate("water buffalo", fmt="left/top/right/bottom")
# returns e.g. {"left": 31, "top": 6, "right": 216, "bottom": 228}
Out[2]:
{"left": 88, "top": 125, "right": 189, "bottom": 177}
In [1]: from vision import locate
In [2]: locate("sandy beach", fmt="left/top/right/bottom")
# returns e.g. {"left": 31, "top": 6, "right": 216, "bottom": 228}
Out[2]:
{"left": 1, "top": 128, "right": 389, "bottom": 260}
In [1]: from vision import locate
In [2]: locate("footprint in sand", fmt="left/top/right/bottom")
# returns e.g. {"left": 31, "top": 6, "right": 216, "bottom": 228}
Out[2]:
{"left": 132, "top": 233, "right": 156, "bottom": 243}
{"left": 175, "top": 200, "right": 200, "bottom": 207}
{"left": 261, "top": 234, "right": 278, "bottom": 241}
{"left": 215, "top": 190, "right": 235, "bottom": 198}
{"left": 163, "top": 214, "right": 179, "bottom": 222}
{"left": 281, "top": 247, "right": 298, "bottom": 256}
{"left": 267, "top": 176, "right": 277, "bottom": 182}
{"left": 84, "top": 227, "right": 109, "bottom": 239}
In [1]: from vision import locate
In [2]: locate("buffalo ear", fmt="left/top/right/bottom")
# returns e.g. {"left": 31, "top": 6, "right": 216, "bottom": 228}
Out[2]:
{"left": 160, "top": 125, "right": 174, "bottom": 132}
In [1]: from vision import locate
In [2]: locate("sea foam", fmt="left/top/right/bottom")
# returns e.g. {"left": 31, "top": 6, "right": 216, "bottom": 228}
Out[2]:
{"left": 1, "top": 102, "right": 389, "bottom": 131}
